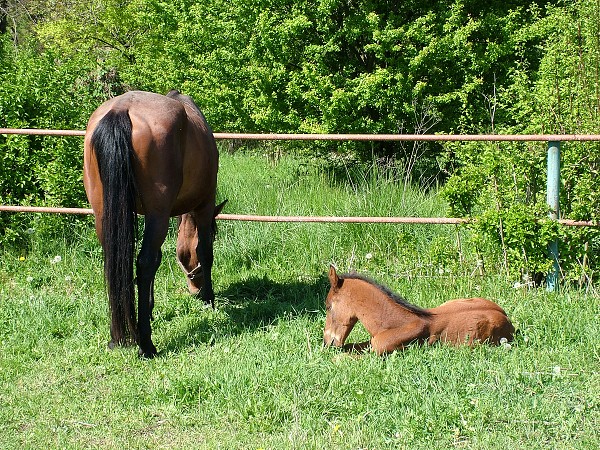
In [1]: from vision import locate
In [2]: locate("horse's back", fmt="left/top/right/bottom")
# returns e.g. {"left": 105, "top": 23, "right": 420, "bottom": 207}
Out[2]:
{"left": 167, "top": 91, "right": 219, "bottom": 216}
{"left": 86, "top": 91, "right": 184, "bottom": 132}
{"left": 84, "top": 91, "right": 218, "bottom": 217}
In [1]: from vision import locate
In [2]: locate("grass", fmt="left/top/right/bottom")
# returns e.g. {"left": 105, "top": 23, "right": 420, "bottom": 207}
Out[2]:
{"left": 0, "top": 152, "right": 599, "bottom": 449}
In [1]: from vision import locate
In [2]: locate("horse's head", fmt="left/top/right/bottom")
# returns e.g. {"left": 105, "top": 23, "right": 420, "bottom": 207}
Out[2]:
{"left": 176, "top": 200, "right": 227, "bottom": 296}
{"left": 323, "top": 265, "right": 358, "bottom": 348}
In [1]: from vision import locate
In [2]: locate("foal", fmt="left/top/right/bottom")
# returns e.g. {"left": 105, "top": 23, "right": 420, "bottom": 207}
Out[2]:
{"left": 323, "top": 266, "right": 514, "bottom": 355}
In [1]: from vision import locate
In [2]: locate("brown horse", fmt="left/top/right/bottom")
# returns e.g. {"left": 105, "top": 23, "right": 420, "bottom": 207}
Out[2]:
{"left": 83, "top": 90, "right": 226, "bottom": 358}
{"left": 323, "top": 266, "right": 514, "bottom": 355}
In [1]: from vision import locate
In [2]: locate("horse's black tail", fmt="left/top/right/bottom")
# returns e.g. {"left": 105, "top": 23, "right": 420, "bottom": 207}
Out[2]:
{"left": 90, "top": 109, "right": 137, "bottom": 346}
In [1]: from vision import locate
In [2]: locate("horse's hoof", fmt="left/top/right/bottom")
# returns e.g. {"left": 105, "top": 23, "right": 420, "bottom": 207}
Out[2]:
{"left": 201, "top": 300, "right": 215, "bottom": 310}
{"left": 138, "top": 345, "right": 158, "bottom": 359}
{"left": 203, "top": 296, "right": 215, "bottom": 309}
{"left": 196, "top": 294, "right": 215, "bottom": 309}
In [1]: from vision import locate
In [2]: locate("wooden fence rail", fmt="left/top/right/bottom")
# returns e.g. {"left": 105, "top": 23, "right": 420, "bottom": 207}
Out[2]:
{"left": 0, "top": 128, "right": 598, "bottom": 228}
{"left": 0, "top": 205, "right": 595, "bottom": 227}
{"left": 3, "top": 127, "right": 600, "bottom": 141}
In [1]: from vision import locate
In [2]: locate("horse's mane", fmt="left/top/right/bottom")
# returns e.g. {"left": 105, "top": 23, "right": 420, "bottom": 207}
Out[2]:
{"left": 341, "top": 272, "right": 432, "bottom": 317}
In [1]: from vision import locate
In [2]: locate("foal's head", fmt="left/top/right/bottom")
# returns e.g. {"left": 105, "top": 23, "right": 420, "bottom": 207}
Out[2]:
{"left": 323, "top": 265, "right": 358, "bottom": 348}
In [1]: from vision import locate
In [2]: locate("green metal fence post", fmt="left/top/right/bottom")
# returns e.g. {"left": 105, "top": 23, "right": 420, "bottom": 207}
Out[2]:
{"left": 546, "top": 141, "right": 561, "bottom": 291}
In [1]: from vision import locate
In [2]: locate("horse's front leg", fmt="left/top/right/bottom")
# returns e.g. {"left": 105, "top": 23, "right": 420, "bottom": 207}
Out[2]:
{"left": 136, "top": 215, "right": 169, "bottom": 358}
{"left": 196, "top": 222, "right": 215, "bottom": 308}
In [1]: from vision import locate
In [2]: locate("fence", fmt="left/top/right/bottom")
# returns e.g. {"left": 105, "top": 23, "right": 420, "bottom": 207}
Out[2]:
{"left": 1, "top": 127, "right": 598, "bottom": 225}
{"left": 2, "top": 128, "right": 600, "bottom": 289}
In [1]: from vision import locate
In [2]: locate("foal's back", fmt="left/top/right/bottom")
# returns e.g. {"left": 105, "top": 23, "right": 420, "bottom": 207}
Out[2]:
{"left": 427, "top": 297, "right": 514, "bottom": 345}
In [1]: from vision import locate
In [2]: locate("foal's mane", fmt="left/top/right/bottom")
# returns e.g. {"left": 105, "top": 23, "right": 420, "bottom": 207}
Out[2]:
{"left": 341, "top": 272, "right": 432, "bottom": 317}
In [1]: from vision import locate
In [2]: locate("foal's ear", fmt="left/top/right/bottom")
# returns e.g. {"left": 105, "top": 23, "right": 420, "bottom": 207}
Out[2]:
{"left": 214, "top": 200, "right": 228, "bottom": 217}
{"left": 328, "top": 265, "right": 341, "bottom": 290}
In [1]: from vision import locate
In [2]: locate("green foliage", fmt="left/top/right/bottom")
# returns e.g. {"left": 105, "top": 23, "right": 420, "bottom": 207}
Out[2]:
{"left": 0, "top": 36, "right": 110, "bottom": 245}
{"left": 441, "top": 1, "right": 600, "bottom": 285}
{"left": 29, "top": 1, "right": 563, "bottom": 167}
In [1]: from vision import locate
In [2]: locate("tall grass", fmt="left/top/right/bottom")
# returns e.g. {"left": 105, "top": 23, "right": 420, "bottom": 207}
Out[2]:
{"left": 216, "top": 152, "right": 469, "bottom": 283}
{"left": 0, "top": 152, "right": 598, "bottom": 449}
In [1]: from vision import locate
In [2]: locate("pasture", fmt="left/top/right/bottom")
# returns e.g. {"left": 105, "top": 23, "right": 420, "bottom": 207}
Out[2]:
{"left": 0, "top": 152, "right": 598, "bottom": 449}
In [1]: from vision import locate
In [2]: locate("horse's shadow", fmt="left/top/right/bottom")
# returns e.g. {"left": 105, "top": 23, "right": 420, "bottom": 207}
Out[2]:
{"left": 159, "top": 274, "right": 328, "bottom": 354}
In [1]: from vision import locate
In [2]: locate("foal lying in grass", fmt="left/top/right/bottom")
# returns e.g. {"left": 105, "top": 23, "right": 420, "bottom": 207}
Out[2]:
{"left": 323, "top": 266, "right": 515, "bottom": 355}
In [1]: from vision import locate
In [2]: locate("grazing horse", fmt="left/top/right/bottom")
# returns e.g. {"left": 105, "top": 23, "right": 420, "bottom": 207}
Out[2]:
{"left": 83, "top": 90, "right": 225, "bottom": 358}
{"left": 323, "top": 266, "right": 514, "bottom": 355}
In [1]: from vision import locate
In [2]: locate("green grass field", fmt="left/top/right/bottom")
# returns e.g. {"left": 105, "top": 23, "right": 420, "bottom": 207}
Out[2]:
{"left": 1, "top": 153, "right": 598, "bottom": 449}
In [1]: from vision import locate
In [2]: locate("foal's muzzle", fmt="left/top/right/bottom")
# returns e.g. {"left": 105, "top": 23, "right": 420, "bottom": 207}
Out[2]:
{"left": 323, "top": 330, "right": 338, "bottom": 347}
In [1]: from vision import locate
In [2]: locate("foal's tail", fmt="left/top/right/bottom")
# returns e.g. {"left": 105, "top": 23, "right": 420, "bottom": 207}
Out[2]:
{"left": 91, "top": 109, "right": 137, "bottom": 346}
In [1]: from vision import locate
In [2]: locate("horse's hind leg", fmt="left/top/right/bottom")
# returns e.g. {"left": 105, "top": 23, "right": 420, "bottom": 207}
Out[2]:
{"left": 136, "top": 214, "right": 169, "bottom": 358}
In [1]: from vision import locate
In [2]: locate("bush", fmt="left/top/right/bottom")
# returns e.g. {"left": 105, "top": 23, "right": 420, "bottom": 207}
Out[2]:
{"left": 0, "top": 37, "right": 114, "bottom": 247}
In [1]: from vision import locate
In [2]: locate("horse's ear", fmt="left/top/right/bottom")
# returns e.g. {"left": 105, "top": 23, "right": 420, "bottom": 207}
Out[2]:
{"left": 214, "top": 200, "right": 228, "bottom": 217}
{"left": 328, "top": 264, "right": 341, "bottom": 291}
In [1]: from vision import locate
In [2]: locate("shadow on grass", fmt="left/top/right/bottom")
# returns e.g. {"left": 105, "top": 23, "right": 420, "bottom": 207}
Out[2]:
{"left": 159, "top": 274, "right": 328, "bottom": 354}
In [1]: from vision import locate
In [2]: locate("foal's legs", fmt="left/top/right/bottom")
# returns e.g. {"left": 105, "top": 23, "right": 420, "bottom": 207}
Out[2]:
{"left": 136, "top": 214, "right": 169, "bottom": 358}
{"left": 370, "top": 320, "right": 429, "bottom": 355}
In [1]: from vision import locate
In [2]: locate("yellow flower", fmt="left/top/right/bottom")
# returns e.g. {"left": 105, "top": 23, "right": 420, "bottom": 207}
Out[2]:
{"left": 19, "top": 256, "right": 25, "bottom": 261}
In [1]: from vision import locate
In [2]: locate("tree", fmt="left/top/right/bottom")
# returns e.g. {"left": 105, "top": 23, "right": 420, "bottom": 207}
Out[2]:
{"left": 442, "top": 1, "right": 600, "bottom": 284}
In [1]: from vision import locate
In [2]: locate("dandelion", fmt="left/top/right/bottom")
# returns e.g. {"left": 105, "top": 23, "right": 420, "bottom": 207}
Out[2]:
{"left": 19, "top": 256, "right": 26, "bottom": 261}
{"left": 26, "top": 276, "right": 33, "bottom": 283}
{"left": 51, "top": 255, "right": 62, "bottom": 264}
{"left": 500, "top": 337, "right": 512, "bottom": 350}
{"left": 26, "top": 228, "right": 35, "bottom": 235}
{"left": 65, "top": 275, "right": 72, "bottom": 282}
{"left": 365, "top": 253, "right": 373, "bottom": 260}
